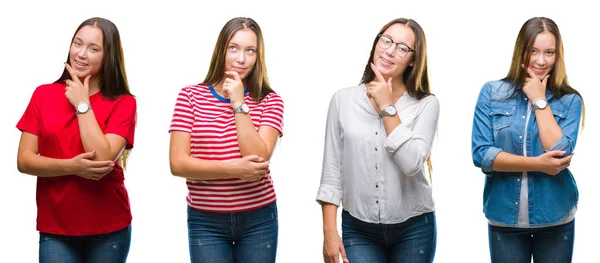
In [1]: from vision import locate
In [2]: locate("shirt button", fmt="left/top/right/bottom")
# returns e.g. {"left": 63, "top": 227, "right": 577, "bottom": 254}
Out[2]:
{"left": 517, "top": 178, "right": 521, "bottom": 181}
{"left": 530, "top": 201, "right": 533, "bottom": 205}
{"left": 375, "top": 163, "right": 378, "bottom": 169}
{"left": 376, "top": 200, "right": 379, "bottom": 204}
{"left": 376, "top": 184, "right": 379, "bottom": 188}
{"left": 375, "top": 147, "right": 378, "bottom": 151}
{"left": 559, "top": 114, "right": 563, "bottom": 117}
{"left": 375, "top": 131, "right": 378, "bottom": 135}
{"left": 515, "top": 202, "right": 518, "bottom": 205}
{"left": 490, "top": 112, "right": 494, "bottom": 115}
{"left": 524, "top": 98, "right": 528, "bottom": 100}
{"left": 522, "top": 116, "right": 525, "bottom": 119}
{"left": 506, "top": 112, "right": 510, "bottom": 115}
{"left": 519, "top": 136, "right": 522, "bottom": 139}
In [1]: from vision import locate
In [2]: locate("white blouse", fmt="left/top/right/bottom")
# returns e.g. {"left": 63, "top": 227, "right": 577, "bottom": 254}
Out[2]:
{"left": 316, "top": 84, "right": 440, "bottom": 224}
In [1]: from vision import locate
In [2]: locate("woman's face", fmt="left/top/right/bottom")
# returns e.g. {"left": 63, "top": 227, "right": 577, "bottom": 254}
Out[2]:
{"left": 69, "top": 25, "right": 104, "bottom": 79}
{"left": 527, "top": 31, "right": 556, "bottom": 80}
{"left": 224, "top": 29, "right": 258, "bottom": 81}
{"left": 372, "top": 23, "right": 416, "bottom": 80}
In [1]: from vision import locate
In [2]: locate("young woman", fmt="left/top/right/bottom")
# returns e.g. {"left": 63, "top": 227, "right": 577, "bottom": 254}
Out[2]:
{"left": 16, "top": 17, "right": 136, "bottom": 262}
{"left": 317, "top": 18, "right": 438, "bottom": 263}
{"left": 169, "top": 17, "right": 284, "bottom": 263}
{"left": 471, "top": 17, "right": 584, "bottom": 263}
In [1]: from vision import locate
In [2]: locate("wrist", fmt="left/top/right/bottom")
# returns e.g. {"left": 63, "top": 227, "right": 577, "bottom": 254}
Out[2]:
{"left": 62, "top": 158, "right": 76, "bottom": 175}
{"left": 323, "top": 226, "right": 338, "bottom": 235}
{"left": 529, "top": 155, "right": 541, "bottom": 171}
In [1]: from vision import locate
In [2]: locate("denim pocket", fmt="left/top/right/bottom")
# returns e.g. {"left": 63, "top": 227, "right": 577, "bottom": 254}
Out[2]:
{"left": 490, "top": 106, "right": 515, "bottom": 130}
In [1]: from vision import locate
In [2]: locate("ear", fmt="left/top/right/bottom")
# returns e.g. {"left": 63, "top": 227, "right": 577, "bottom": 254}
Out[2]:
{"left": 409, "top": 60, "right": 415, "bottom": 67}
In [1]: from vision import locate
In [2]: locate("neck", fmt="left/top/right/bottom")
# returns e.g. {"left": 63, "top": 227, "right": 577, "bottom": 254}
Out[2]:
{"left": 87, "top": 76, "right": 101, "bottom": 95}
{"left": 387, "top": 75, "right": 406, "bottom": 96}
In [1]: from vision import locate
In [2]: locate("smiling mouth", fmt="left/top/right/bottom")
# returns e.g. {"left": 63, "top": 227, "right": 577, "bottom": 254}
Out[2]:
{"left": 380, "top": 57, "right": 394, "bottom": 65}
{"left": 74, "top": 61, "right": 88, "bottom": 67}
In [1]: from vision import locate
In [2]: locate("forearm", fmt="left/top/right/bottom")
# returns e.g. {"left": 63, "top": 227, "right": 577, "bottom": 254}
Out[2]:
{"left": 321, "top": 203, "right": 339, "bottom": 234}
{"left": 491, "top": 151, "right": 540, "bottom": 172}
{"left": 235, "top": 114, "right": 269, "bottom": 159}
{"left": 17, "top": 153, "right": 73, "bottom": 177}
{"left": 382, "top": 115, "right": 401, "bottom": 136}
{"left": 77, "top": 111, "right": 113, "bottom": 161}
{"left": 535, "top": 107, "right": 562, "bottom": 150}
{"left": 170, "top": 155, "right": 236, "bottom": 180}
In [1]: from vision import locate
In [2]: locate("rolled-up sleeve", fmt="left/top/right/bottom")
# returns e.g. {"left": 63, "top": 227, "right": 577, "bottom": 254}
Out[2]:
{"left": 316, "top": 92, "right": 343, "bottom": 206}
{"left": 548, "top": 94, "right": 582, "bottom": 156}
{"left": 384, "top": 96, "right": 440, "bottom": 177}
{"left": 472, "top": 82, "right": 503, "bottom": 174}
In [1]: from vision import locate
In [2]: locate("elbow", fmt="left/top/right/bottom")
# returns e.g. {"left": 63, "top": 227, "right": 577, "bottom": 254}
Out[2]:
{"left": 17, "top": 160, "right": 27, "bottom": 174}
{"left": 16, "top": 153, "right": 30, "bottom": 174}
{"left": 169, "top": 158, "right": 183, "bottom": 177}
{"left": 402, "top": 165, "right": 423, "bottom": 177}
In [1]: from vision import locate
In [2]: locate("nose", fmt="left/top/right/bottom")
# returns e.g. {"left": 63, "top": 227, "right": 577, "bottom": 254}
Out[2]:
{"left": 77, "top": 46, "right": 87, "bottom": 59}
{"left": 385, "top": 44, "right": 396, "bottom": 57}
{"left": 236, "top": 51, "right": 246, "bottom": 64}
{"left": 535, "top": 53, "right": 545, "bottom": 66}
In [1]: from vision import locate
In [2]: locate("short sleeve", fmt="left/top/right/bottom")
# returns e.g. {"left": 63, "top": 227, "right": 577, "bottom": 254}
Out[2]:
{"left": 105, "top": 95, "right": 137, "bottom": 149}
{"left": 258, "top": 93, "right": 284, "bottom": 137}
{"left": 169, "top": 87, "right": 194, "bottom": 133}
{"left": 16, "top": 86, "right": 43, "bottom": 136}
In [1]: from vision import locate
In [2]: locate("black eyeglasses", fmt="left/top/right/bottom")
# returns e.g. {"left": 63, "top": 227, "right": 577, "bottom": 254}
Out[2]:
{"left": 377, "top": 34, "right": 415, "bottom": 57}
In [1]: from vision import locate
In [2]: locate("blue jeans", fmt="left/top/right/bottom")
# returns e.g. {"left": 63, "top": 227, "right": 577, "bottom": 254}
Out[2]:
{"left": 187, "top": 202, "right": 278, "bottom": 263}
{"left": 39, "top": 225, "right": 131, "bottom": 263}
{"left": 488, "top": 220, "right": 575, "bottom": 263}
{"left": 341, "top": 210, "right": 436, "bottom": 263}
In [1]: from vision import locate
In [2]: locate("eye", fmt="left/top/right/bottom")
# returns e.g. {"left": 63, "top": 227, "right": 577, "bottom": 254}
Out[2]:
{"left": 546, "top": 51, "right": 555, "bottom": 55}
{"left": 91, "top": 47, "right": 100, "bottom": 52}
{"left": 73, "top": 41, "right": 82, "bottom": 46}
{"left": 381, "top": 37, "right": 392, "bottom": 45}
{"left": 397, "top": 44, "right": 410, "bottom": 53}
{"left": 228, "top": 46, "right": 238, "bottom": 51}
{"left": 530, "top": 49, "right": 538, "bottom": 54}
{"left": 246, "top": 48, "right": 256, "bottom": 54}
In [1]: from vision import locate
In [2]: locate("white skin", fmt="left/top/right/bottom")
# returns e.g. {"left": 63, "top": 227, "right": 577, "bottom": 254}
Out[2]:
{"left": 323, "top": 23, "right": 417, "bottom": 263}
{"left": 492, "top": 30, "right": 573, "bottom": 175}
{"left": 17, "top": 25, "right": 128, "bottom": 180}
{"left": 170, "top": 28, "right": 280, "bottom": 181}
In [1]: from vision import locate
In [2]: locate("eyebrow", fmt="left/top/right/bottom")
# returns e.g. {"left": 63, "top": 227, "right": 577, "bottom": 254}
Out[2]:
{"left": 382, "top": 34, "right": 411, "bottom": 47}
{"left": 73, "top": 37, "right": 102, "bottom": 48}
{"left": 228, "top": 42, "right": 257, "bottom": 49}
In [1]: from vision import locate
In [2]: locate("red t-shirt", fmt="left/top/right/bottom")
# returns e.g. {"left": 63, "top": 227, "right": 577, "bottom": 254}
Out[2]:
{"left": 16, "top": 83, "right": 136, "bottom": 236}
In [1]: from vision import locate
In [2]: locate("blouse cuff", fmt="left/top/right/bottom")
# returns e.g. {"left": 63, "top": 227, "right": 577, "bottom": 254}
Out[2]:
{"left": 316, "top": 185, "right": 342, "bottom": 206}
{"left": 384, "top": 123, "right": 414, "bottom": 153}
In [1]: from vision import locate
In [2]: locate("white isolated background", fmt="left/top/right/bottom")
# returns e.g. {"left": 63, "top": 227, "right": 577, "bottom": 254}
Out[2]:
{"left": 1, "top": 0, "right": 598, "bottom": 262}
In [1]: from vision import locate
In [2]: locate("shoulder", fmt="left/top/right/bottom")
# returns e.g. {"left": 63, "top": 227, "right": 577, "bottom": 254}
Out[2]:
{"left": 33, "top": 83, "right": 66, "bottom": 95}
{"left": 477, "top": 80, "right": 514, "bottom": 101}
{"left": 553, "top": 91, "right": 582, "bottom": 110}
{"left": 180, "top": 83, "right": 210, "bottom": 94}
{"left": 262, "top": 92, "right": 284, "bottom": 104}
{"left": 483, "top": 80, "right": 512, "bottom": 92}
{"left": 331, "top": 84, "right": 364, "bottom": 100}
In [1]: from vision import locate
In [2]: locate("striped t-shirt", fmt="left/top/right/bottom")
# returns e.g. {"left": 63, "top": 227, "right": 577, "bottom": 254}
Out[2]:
{"left": 169, "top": 84, "right": 284, "bottom": 212}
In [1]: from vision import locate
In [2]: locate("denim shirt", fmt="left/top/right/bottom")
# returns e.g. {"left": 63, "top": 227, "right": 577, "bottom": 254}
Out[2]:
{"left": 471, "top": 80, "right": 582, "bottom": 226}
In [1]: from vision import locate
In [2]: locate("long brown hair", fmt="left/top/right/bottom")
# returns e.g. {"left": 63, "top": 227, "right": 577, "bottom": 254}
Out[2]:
{"left": 503, "top": 17, "right": 585, "bottom": 126}
{"left": 56, "top": 17, "right": 134, "bottom": 168}
{"left": 361, "top": 18, "right": 435, "bottom": 180}
{"left": 56, "top": 17, "right": 132, "bottom": 99}
{"left": 204, "top": 17, "right": 274, "bottom": 103}
{"left": 360, "top": 18, "right": 431, "bottom": 100}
